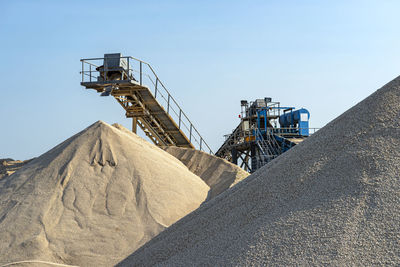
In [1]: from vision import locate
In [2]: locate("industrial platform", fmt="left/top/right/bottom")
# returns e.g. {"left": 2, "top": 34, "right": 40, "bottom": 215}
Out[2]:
{"left": 216, "top": 98, "right": 318, "bottom": 172}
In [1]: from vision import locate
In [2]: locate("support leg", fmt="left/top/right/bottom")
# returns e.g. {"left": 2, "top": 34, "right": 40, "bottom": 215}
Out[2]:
{"left": 132, "top": 118, "right": 137, "bottom": 133}
{"left": 231, "top": 148, "right": 238, "bottom": 165}
{"left": 250, "top": 143, "right": 257, "bottom": 173}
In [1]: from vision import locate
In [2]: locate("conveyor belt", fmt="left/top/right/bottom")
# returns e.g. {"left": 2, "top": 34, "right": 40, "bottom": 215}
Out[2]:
{"left": 215, "top": 122, "right": 243, "bottom": 160}
{"left": 81, "top": 80, "right": 193, "bottom": 148}
{"left": 80, "top": 55, "right": 213, "bottom": 154}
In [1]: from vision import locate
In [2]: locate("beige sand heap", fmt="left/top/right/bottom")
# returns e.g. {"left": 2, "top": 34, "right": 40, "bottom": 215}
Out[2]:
{"left": 0, "top": 121, "right": 209, "bottom": 267}
{"left": 119, "top": 77, "right": 400, "bottom": 266}
{"left": 162, "top": 146, "right": 249, "bottom": 199}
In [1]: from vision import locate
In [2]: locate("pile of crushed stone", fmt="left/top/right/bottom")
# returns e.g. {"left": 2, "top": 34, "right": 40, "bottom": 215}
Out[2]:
{"left": 119, "top": 77, "right": 400, "bottom": 266}
{"left": 0, "top": 121, "right": 209, "bottom": 266}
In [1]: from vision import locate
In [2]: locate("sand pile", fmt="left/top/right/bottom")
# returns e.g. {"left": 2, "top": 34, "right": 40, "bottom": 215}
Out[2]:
{"left": 119, "top": 77, "right": 400, "bottom": 266}
{"left": 162, "top": 146, "right": 249, "bottom": 199}
{"left": 0, "top": 121, "right": 209, "bottom": 266}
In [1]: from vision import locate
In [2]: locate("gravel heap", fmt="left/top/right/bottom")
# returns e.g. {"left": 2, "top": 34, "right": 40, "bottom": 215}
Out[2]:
{"left": 0, "top": 121, "right": 209, "bottom": 266}
{"left": 119, "top": 77, "right": 400, "bottom": 266}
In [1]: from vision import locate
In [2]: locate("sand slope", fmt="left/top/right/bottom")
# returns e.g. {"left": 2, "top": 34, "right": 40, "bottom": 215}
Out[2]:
{"left": 0, "top": 121, "right": 209, "bottom": 266}
{"left": 162, "top": 146, "right": 249, "bottom": 199}
{"left": 119, "top": 77, "right": 400, "bottom": 266}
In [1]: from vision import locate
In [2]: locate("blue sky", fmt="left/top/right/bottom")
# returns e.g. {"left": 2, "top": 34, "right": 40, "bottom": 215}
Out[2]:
{"left": 1, "top": 0, "right": 399, "bottom": 159}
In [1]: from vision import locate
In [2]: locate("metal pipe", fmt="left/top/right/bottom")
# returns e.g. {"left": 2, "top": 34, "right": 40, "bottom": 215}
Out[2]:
{"left": 127, "top": 57, "right": 130, "bottom": 79}
{"left": 179, "top": 110, "right": 182, "bottom": 129}
{"left": 140, "top": 61, "right": 142, "bottom": 85}
{"left": 155, "top": 78, "right": 158, "bottom": 98}
{"left": 167, "top": 94, "right": 170, "bottom": 114}
{"left": 80, "top": 57, "right": 107, "bottom": 61}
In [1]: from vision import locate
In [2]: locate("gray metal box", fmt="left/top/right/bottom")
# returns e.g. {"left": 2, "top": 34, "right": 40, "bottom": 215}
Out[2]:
{"left": 254, "top": 99, "right": 266, "bottom": 108}
{"left": 104, "top": 53, "right": 128, "bottom": 70}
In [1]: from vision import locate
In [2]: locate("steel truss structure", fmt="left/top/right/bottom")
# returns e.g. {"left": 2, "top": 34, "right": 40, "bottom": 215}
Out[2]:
{"left": 216, "top": 99, "right": 317, "bottom": 173}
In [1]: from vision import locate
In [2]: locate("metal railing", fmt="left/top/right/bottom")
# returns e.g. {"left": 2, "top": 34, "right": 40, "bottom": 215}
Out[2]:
{"left": 223, "top": 127, "right": 319, "bottom": 144}
{"left": 272, "top": 127, "right": 319, "bottom": 136}
{"left": 80, "top": 56, "right": 213, "bottom": 154}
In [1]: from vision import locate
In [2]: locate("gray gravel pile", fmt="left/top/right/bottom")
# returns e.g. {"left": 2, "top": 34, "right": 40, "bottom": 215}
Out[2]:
{"left": 119, "top": 77, "right": 400, "bottom": 266}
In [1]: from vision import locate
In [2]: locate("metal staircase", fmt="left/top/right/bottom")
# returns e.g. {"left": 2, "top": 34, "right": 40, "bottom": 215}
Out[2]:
{"left": 80, "top": 54, "right": 213, "bottom": 154}
{"left": 254, "top": 129, "right": 281, "bottom": 169}
{"left": 216, "top": 123, "right": 300, "bottom": 172}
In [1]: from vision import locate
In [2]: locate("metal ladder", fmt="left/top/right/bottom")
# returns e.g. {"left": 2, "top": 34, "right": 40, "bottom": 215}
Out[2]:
{"left": 254, "top": 128, "right": 281, "bottom": 169}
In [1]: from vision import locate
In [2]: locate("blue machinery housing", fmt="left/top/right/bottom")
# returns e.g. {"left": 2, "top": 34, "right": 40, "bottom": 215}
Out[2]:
{"left": 278, "top": 108, "right": 310, "bottom": 136}
{"left": 216, "top": 98, "right": 315, "bottom": 173}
